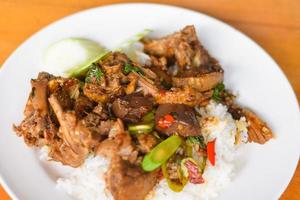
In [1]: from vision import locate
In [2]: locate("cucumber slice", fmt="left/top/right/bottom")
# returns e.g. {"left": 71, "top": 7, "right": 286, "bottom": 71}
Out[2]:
{"left": 43, "top": 38, "right": 107, "bottom": 76}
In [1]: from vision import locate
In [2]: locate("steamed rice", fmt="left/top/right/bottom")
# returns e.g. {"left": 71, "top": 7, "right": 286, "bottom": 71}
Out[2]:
{"left": 55, "top": 101, "right": 248, "bottom": 200}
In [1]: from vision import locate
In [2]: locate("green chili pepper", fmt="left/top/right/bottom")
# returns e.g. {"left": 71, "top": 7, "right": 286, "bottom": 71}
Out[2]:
{"left": 128, "top": 111, "right": 155, "bottom": 134}
{"left": 142, "top": 135, "right": 182, "bottom": 171}
{"left": 128, "top": 122, "right": 154, "bottom": 134}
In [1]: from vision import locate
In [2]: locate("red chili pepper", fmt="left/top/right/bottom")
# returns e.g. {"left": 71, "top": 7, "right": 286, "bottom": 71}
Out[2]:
{"left": 158, "top": 114, "right": 175, "bottom": 129}
{"left": 207, "top": 139, "right": 216, "bottom": 166}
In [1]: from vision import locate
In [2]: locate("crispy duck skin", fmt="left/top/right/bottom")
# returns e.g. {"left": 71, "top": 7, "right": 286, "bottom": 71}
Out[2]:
{"left": 243, "top": 108, "right": 273, "bottom": 144}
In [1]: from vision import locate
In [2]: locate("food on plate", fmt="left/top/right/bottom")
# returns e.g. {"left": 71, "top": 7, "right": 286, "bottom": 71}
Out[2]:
{"left": 13, "top": 25, "right": 273, "bottom": 200}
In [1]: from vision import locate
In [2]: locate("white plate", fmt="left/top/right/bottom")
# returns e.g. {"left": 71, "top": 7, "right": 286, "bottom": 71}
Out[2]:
{"left": 0, "top": 3, "right": 299, "bottom": 200}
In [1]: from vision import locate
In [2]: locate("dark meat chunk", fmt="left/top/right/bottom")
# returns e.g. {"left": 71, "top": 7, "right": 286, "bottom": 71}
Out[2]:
{"left": 74, "top": 95, "right": 95, "bottom": 118}
{"left": 92, "top": 103, "right": 109, "bottom": 120}
{"left": 112, "top": 93, "right": 153, "bottom": 123}
{"left": 155, "top": 104, "right": 201, "bottom": 137}
{"left": 137, "top": 134, "right": 158, "bottom": 153}
{"left": 105, "top": 156, "right": 158, "bottom": 200}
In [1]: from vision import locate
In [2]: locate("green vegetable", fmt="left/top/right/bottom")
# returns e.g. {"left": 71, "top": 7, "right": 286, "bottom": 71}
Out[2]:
{"left": 66, "top": 51, "right": 110, "bottom": 78}
{"left": 116, "top": 29, "right": 152, "bottom": 51}
{"left": 142, "top": 135, "right": 182, "bottom": 171}
{"left": 187, "top": 135, "right": 206, "bottom": 149}
{"left": 142, "top": 111, "right": 155, "bottom": 122}
{"left": 85, "top": 64, "right": 104, "bottom": 83}
{"left": 128, "top": 111, "right": 155, "bottom": 134}
{"left": 128, "top": 123, "right": 154, "bottom": 134}
{"left": 212, "top": 83, "right": 225, "bottom": 101}
{"left": 123, "top": 63, "right": 144, "bottom": 75}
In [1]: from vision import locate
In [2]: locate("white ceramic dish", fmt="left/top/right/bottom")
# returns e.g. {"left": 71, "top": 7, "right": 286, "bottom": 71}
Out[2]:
{"left": 0, "top": 3, "right": 299, "bottom": 200}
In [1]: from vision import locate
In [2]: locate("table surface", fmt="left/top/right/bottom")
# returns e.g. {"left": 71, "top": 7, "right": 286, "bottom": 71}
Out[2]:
{"left": 0, "top": 0, "right": 299, "bottom": 199}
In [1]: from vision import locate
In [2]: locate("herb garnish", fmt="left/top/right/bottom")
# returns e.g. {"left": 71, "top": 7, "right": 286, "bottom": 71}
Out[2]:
{"left": 124, "top": 63, "right": 144, "bottom": 75}
{"left": 212, "top": 83, "right": 225, "bottom": 102}
{"left": 85, "top": 64, "right": 104, "bottom": 84}
{"left": 187, "top": 135, "right": 206, "bottom": 149}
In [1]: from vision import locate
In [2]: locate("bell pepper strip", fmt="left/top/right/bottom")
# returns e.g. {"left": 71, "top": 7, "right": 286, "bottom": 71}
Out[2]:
{"left": 128, "top": 122, "right": 154, "bottom": 134}
{"left": 142, "top": 135, "right": 182, "bottom": 171}
{"left": 158, "top": 114, "right": 175, "bottom": 129}
{"left": 207, "top": 139, "right": 216, "bottom": 166}
{"left": 162, "top": 162, "right": 187, "bottom": 192}
{"left": 181, "top": 158, "right": 204, "bottom": 184}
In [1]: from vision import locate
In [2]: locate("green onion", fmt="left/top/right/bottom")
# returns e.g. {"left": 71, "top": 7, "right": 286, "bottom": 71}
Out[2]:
{"left": 142, "top": 135, "right": 182, "bottom": 171}
{"left": 123, "top": 63, "right": 144, "bottom": 75}
{"left": 128, "top": 123, "right": 154, "bottom": 134}
{"left": 187, "top": 135, "right": 206, "bottom": 149}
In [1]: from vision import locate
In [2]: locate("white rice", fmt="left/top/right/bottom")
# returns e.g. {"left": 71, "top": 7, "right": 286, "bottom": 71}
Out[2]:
{"left": 55, "top": 101, "right": 248, "bottom": 200}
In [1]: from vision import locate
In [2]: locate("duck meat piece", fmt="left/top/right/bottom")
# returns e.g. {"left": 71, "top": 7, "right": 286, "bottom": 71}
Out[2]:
{"left": 155, "top": 104, "right": 201, "bottom": 137}
{"left": 48, "top": 137, "right": 87, "bottom": 167}
{"left": 112, "top": 93, "right": 153, "bottom": 123}
{"left": 13, "top": 72, "right": 56, "bottom": 147}
{"left": 172, "top": 71, "right": 223, "bottom": 92}
{"left": 105, "top": 156, "right": 159, "bottom": 200}
{"left": 143, "top": 25, "right": 210, "bottom": 69}
{"left": 83, "top": 83, "right": 108, "bottom": 103}
{"left": 243, "top": 108, "right": 273, "bottom": 144}
{"left": 137, "top": 134, "right": 158, "bottom": 153}
{"left": 97, "top": 132, "right": 138, "bottom": 164}
{"left": 48, "top": 94, "right": 89, "bottom": 165}
{"left": 74, "top": 94, "right": 95, "bottom": 119}
{"left": 156, "top": 87, "right": 212, "bottom": 106}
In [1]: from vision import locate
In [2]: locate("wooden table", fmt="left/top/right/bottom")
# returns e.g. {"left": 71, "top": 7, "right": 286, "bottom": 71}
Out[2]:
{"left": 0, "top": 0, "right": 299, "bottom": 199}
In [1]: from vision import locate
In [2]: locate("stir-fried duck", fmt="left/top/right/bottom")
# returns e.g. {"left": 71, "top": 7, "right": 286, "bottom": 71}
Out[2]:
{"left": 13, "top": 25, "right": 274, "bottom": 200}
{"left": 144, "top": 25, "right": 223, "bottom": 92}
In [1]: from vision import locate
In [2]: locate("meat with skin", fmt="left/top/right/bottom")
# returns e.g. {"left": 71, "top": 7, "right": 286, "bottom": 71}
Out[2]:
{"left": 155, "top": 104, "right": 201, "bottom": 137}
{"left": 243, "top": 108, "right": 273, "bottom": 144}
{"left": 13, "top": 72, "right": 57, "bottom": 147}
{"left": 112, "top": 93, "right": 153, "bottom": 123}
{"left": 172, "top": 71, "right": 223, "bottom": 92}
{"left": 144, "top": 25, "right": 210, "bottom": 69}
{"left": 105, "top": 156, "right": 159, "bottom": 200}
{"left": 156, "top": 87, "right": 212, "bottom": 106}
{"left": 83, "top": 83, "right": 108, "bottom": 103}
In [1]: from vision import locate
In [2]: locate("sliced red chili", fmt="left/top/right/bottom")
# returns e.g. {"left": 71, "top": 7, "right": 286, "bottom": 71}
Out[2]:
{"left": 158, "top": 114, "right": 175, "bottom": 129}
{"left": 207, "top": 139, "right": 216, "bottom": 166}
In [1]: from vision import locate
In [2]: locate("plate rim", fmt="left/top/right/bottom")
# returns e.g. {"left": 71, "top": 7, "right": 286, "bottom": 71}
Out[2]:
{"left": 0, "top": 3, "right": 299, "bottom": 200}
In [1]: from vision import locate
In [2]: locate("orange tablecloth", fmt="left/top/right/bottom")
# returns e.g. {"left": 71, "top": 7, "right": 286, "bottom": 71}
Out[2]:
{"left": 0, "top": 0, "right": 299, "bottom": 199}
